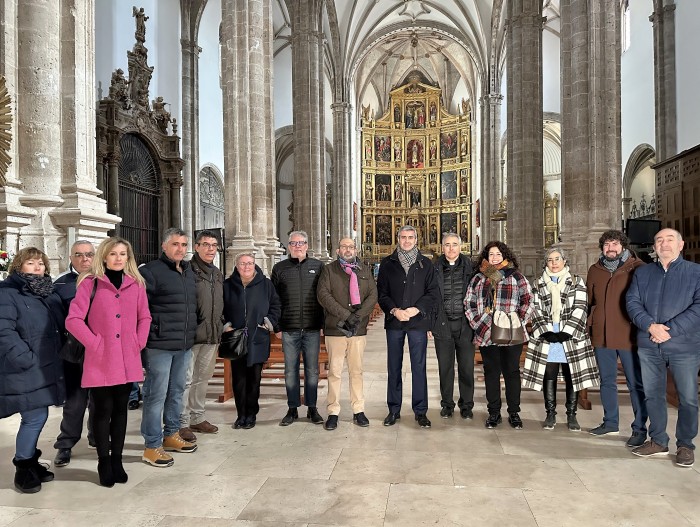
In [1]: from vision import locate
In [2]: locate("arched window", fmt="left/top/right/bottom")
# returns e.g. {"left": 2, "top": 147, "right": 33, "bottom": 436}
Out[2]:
{"left": 199, "top": 165, "right": 225, "bottom": 229}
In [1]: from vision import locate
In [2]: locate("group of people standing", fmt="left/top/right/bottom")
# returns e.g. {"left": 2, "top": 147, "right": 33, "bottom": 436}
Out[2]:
{"left": 2, "top": 223, "right": 698, "bottom": 495}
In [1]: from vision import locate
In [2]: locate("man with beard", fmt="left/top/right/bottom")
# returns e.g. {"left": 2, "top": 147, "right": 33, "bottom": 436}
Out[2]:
{"left": 586, "top": 230, "right": 648, "bottom": 447}
{"left": 317, "top": 238, "right": 378, "bottom": 430}
{"left": 377, "top": 225, "right": 439, "bottom": 428}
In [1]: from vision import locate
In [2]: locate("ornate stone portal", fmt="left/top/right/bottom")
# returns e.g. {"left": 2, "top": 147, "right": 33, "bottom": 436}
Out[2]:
{"left": 0, "top": 76, "right": 11, "bottom": 186}
{"left": 360, "top": 74, "right": 472, "bottom": 262}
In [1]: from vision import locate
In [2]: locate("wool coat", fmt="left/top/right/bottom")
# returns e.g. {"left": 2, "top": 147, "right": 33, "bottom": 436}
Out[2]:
{"left": 223, "top": 266, "right": 281, "bottom": 367}
{"left": 522, "top": 272, "right": 600, "bottom": 392}
{"left": 586, "top": 254, "right": 644, "bottom": 350}
{"left": 66, "top": 274, "right": 151, "bottom": 388}
{"left": 317, "top": 259, "right": 378, "bottom": 337}
{"left": 465, "top": 267, "right": 533, "bottom": 347}
{"left": 0, "top": 273, "right": 66, "bottom": 418}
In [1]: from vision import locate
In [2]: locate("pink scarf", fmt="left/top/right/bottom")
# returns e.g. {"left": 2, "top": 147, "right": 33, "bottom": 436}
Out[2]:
{"left": 339, "top": 259, "right": 361, "bottom": 306}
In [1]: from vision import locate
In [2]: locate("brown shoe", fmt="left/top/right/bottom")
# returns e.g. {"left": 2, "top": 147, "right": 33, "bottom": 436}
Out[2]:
{"left": 163, "top": 433, "right": 198, "bottom": 453}
{"left": 190, "top": 420, "right": 219, "bottom": 434}
{"left": 178, "top": 427, "right": 197, "bottom": 443}
{"left": 632, "top": 439, "right": 669, "bottom": 458}
{"left": 142, "top": 447, "right": 174, "bottom": 467}
{"left": 676, "top": 446, "right": 695, "bottom": 468}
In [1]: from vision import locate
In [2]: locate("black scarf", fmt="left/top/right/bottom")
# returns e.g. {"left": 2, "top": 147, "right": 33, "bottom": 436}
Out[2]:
{"left": 17, "top": 272, "right": 55, "bottom": 297}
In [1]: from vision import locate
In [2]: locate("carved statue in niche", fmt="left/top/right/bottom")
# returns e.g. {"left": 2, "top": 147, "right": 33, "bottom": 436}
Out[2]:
{"left": 133, "top": 6, "right": 149, "bottom": 43}
{"left": 409, "top": 186, "right": 422, "bottom": 208}
{"left": 461, "top": 174, "right": 468, "bottom": 196}
{"left": 416, "top": 106, "right": 425, "bottom": 128}
{"left": 365, "top": 140, "right": 372, "bottom": 160}
{"left": 151, "top": 96, "right": 172, "bottom": 134}
{"left": 394, "top": 104, "right": 401, "bottom": 123}
{"left": 429, "top": 101, "right": 437, "bottom": 122}
{"left": 394, "top": 141, "right": 402, "bottom": 161}
{"left": 394, "top": 181, "right": 402, "bottom": 201}
{"left": 109, "top": 68, "right": 131, "bottom": 109}
{"left": 460, "top": 135, "right": 467, "bottom": 156}
{"left": 429, "top": 180, "right": 437, "bottom": 200}
{"left": 461, "top": 222, "right": 469, "bottom": 242}
{"left": 361, "top": 104, "right": 371, "bottom": 122}
{"left": 287, "top": 191, "right": 295, "bottom": 233}
{"left": 429, "top": 139, "right": 437, "bottom": 160}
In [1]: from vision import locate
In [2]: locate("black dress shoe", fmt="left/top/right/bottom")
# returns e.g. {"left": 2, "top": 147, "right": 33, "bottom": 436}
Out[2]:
{"left": 508, "top": 412, "right": 523, "bottom": 429}
{"left": 307, "top": 407, "right": 324, "bottom": 425}
{"left": 415, "top": 414, "right": 431, "bottom": 428}
{"left": 439, "top": 407, "right": 453, "bottom": 418}
{"left": 279, "top": 408, "right": 298, "bottom": 426}
{"left": 242, "top": 416, "right": 256, "bottom": 429}
{"left": 353, "top": 412, "right": 370, "bottom": 427}
{"left": 485, "top": 413, "right": 502, "bottom": 429}
{"left": 460, "top": 408, "right": 474, "bottom": 420}
{"left": 324, "top": 415, "right": 339, "bottom": 430}
{"left": 128, "top": 400, "right": 140, "bottom": 410}
{"left": 54, "top": 448, "right": 71, "bottom": 468}
{"left": 233, "top": 416, "right": 245, "bottom": 429}
{"left": 383, "top": 412, "right": 401, "bottom": 426}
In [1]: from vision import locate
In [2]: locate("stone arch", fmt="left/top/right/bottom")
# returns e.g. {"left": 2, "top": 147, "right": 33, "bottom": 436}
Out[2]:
{"left": 199, "top": 163, "right": 225, "bottom": 230}
{"left": 623, "top": 143, "right": 656, "bottom": 198}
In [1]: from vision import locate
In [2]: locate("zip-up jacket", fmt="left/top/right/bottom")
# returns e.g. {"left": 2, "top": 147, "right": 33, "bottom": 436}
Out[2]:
{"left": 270, "top": 256, "right": 324, "bottom": 331}
{"left": 140, "top": 253, "right": 197, "bottom": 351}
{"left": 430, "top": 254, "right": 473, "bottom": 339}
{"left": 190, "top": 253, "right": 224, "bottom": 345}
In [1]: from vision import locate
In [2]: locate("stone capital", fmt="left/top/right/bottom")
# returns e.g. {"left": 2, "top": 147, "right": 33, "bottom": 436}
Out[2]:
{"left": 331, "top": 101, "right": 351, "bottom": 112}
{"left": 180, "top": 38, "right": 202, "bottom": 54}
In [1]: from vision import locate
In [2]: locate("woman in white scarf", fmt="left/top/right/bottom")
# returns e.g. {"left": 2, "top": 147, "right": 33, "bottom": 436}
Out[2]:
{"left": 522, "top": 247, "right": 599, "bottom": 431}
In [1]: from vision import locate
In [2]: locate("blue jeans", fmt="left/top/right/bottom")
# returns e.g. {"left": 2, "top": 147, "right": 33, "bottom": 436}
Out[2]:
{"left": 595, "top": 347, "right": 648, "bottom": 434}
{"left": 129, "top": 382, "right": 140, "bottom": 403}
{"left": 283, "top": 330, "right": 320, "bottom": 408}
{"left": 16, "top": 406, "right": 49, "bottom": 460}
{"left": 140, "top": 348, "right": 192, "bottom": 448}
{"left": 638, "top": 347, "right": 700, "bottom": 449}
{"left": 386, "top": 329, "right": 428, "bottom": 415}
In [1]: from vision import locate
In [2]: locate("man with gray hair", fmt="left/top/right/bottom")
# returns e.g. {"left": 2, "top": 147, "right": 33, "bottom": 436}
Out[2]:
{"left": 271, "top": 231, "right": 325, "bottom": 426}
{"left": 378, "top": 225, "right": 439, "bottom": 428}
{"left": 139, "top": 228, "right": 198, "bottom": 467}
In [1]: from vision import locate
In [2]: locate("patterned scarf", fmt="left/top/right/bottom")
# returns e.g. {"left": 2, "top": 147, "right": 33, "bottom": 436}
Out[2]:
{"left": 339, "top": 257, "right": 361, "bottom": 306}
{"left": 543, "top": 265, "right": 570, "bottom": 323}
{"left": 18, "top": 272, "right": 55, "bottom": 297}
{"left": 397, "top": 247, "right": 419, "bottom": 274}
{"left": 601, "top": 248, "right": 630, "bottom": 273}
{"left": 479, "top": 260, "right": 513, "bottom": 309}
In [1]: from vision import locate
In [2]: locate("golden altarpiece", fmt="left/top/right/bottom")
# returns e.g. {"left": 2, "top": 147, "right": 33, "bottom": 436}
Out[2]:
{"left": 361, "top": 76, "right": 472, "bottom": 263}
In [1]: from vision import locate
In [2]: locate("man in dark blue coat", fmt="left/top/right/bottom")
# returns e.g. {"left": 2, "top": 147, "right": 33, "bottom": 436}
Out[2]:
{"left": 626, "top": 228, "right": 700, "bottom": 468}
{"left": 139, "top": 228, "right": 198, "bottom": 467}
{"left": 377, "top": 225, "right": 439, "bottom": 428}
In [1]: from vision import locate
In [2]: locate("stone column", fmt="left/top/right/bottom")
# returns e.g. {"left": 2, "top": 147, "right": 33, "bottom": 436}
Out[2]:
{"left": 331, "top": 101, "right": 352, "bottom": 252}
{"left": 560, "top": 0, "right": 622, "bottom": 277}
{"left": 290, "top": 0, "right": 329, "bottom": 260}
{"left": 650, "top": 1, "right": 677, "bottom": 161}
{"left": 479, "top": 92, "right": 503, "bottom": 244}
{"left": 505, "top": 0, "right": 544, "bottom": 279}
{"left": 106, "top": 153, "right": 120, "bottom": 217}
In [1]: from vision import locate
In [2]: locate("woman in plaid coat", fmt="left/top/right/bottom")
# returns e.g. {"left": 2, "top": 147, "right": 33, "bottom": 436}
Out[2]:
{"left": 522, "top": 247, "right": 599, "bottom": 432}
{"left": 465, "top": 241, "right": 533, "bottom": 430}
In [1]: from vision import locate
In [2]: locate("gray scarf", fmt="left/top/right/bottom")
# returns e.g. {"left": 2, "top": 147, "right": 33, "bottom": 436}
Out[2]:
{"left": 397, "top": 247, "right": 419, "bottom": 274}
{"left": 601, "top": 248, "right": 630, "bottom": 273}
{"left": 18, "top": 273, "right": 55, "bottom": 297}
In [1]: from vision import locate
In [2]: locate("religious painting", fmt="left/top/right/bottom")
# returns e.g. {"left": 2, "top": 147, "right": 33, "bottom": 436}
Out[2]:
{"left": 441, "top": 212, "right": 458, "bottom": 238}
{"left": 441, "top": 171, "right": 457, "bottom": 200}
{"left": 404, "top": 101, "right": 425, "bottom": 129}
{"left": 475, "top": 199, "right": 481, "bottom": 227}
{"left": 440, "top": 131, "right": 458, "bottom": 158}
{"left": 374, "top": 136, "right": 392, "bottom": 161}
{"left": 406, "top": 139, "right": 424, "bottom": 169}
{"left": 375, "top": 174, "right": 391, "bottom": 202}
{"left": 409, "top": 186, "right": 422, "bottom": 208}
{"left": 376, "top": 215, "right": 393, "bottom": 245}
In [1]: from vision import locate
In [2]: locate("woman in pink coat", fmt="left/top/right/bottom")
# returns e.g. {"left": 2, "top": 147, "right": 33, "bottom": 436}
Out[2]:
{"left": 66, "top": 237, "right": 151, "bottom": 487}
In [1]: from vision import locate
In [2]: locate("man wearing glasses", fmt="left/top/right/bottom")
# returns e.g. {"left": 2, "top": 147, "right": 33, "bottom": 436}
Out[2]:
{"left": 53, "top": 240, "right": 96, "bottom": 467}
{"left": 271, "top": 231, "right": 325, "bottom": 426}
{"left": 178, "top": 230, "right": 224, "bottom": 442}
{"left": 317, "top": 238, "right": 377, "bottom": 430}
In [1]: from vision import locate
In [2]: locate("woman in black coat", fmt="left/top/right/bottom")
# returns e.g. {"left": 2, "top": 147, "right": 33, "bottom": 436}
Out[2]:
{"left": 223, "top": 253, "right": 281, "bottom": 429}
{"left": 0, "top": 248, "right": 66, "bottom": 493}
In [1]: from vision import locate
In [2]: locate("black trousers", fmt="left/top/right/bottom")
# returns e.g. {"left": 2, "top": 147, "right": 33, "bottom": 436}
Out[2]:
{"left": 90, "top": 383, "right": 132, "bottom": 458}
{"left": 231, "top": 362, "right": 264, "bottom": 419}
{"left": 54, "top": 360, "right": 93, "bottom": 450}
{"left": 434, "top": 318, "right": 475, "bottom": 410}
{"left": 481, "top": 344, "right": 522, "bottom": 414}
{"left": 544, "top": 362, "right": 574, "bottom": 394}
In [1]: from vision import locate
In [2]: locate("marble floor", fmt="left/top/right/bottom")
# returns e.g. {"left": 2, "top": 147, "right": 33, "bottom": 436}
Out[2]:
{"left": 1, "top": 318, "right": 699, "bottom": 526}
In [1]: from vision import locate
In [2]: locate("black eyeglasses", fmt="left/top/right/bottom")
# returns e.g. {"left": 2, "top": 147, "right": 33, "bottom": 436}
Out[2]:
{"left": 73, "top": 252, "right": 94, "bottom": 259}
{"left": 289, "top": 241, "right": 307, "bottom": 247}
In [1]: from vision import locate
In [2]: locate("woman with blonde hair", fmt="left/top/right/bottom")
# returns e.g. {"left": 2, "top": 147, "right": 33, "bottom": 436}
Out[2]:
{"left": 66, "top": 237, "right": 151, "bottom": 487}
{"left": 0, "top": 248, "right": 64, "bottom": 493}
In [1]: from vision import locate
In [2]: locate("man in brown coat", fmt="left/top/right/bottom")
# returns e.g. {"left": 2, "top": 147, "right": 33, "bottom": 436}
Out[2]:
{"left": 317, "top": 237, "right": 378, "bottom": 430}
{"left": 586, "top": 229, "right": 648, "bottom": 447}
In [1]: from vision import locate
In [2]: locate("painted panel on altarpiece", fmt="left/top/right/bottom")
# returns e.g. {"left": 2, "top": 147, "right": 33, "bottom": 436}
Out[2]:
{"left": 441, "top": 171, "right": 457, "bottom": 200}
{"left": 375, "top": 174, "right": 391, "bottom": 202}
{"left": 375, "top": 136, "right": 392, "bottom": 162}
{"left": 376, "top": 215, "right": 393, "bottom": 246}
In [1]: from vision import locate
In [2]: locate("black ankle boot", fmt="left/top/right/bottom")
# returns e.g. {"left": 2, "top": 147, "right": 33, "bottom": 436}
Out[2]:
{"left": 565, "top": 385, "right": 581, "bottom": 432}
{"left": 98, "top": 456, "right": 115, "bottom": 487}
{"left": 111, "top": 454, "right": 128, "bottom": 484}
{"left": 30, "top": 449, "right": 54, "bottom": 483}
{"left": 543, "top": 379, "right": 557, "bottom": 430}
{"left": 13, "top": 457, "right": 41, "bottom": 494}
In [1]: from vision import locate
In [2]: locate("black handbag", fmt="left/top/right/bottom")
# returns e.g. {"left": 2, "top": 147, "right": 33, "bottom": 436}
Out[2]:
{"left": 218, "top": 327, "right": 248, "bottom": 360}
{"left": 58, "top": 279, "right": 98, "bottom": 364}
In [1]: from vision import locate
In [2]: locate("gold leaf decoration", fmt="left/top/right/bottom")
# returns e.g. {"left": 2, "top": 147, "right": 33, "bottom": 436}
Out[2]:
{"left": 0, "top": 76, "right": 12, "bottom": 186}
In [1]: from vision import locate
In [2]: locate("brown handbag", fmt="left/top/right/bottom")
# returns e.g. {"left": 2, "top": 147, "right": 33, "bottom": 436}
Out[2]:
{"left": 491, "top": 310, "right": 526, "bottom": 345}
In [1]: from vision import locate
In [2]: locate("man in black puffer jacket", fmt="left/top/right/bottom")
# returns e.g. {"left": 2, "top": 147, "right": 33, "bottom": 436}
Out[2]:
{"left": 139, "top": 228, "right": 198, "bottom": 468}
{"left": 271, "top": 230, "right": 325, "bottom": 426}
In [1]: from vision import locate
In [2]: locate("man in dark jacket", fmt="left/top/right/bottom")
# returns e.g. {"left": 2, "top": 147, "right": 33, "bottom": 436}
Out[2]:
{"left": 53, "top": 240, "right": 95, "bottom": 467}
{"left": 178, "top": 230, "right": 224, "bottom": 442}
{"left": 429, "top": 233, "right": 475, "bottom": 420}
{"left": 271, "top": 230, "right": 325, "bottom": 426}
{"left": 378, "top": 225, "right": 439, "bottom": 428}
{"left": 626, "top": 228, "right": 700, "bottom": 467}
{"left": 586, "top": 229, "right": 648, "bottom": 447}
{"left": 317, "top": 237, "right": 378, "bottom": 430}
{"left": 139, "top": 228, "right": 198, "bottom": 467}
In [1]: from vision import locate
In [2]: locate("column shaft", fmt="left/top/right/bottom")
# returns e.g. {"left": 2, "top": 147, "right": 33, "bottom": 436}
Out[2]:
{"left": 650, "top": 2, "right": 677, "bottom": 161}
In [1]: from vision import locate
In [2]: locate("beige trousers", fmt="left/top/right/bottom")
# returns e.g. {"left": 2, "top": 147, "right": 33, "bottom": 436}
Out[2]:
{"left": 325, "top": 335, "right": 366, "bottom": 415}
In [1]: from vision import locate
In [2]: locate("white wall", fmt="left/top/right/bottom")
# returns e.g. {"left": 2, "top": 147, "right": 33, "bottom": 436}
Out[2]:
{"left": 675, "top": 1, "right": 700, "bottom": 152}
{"left": 273, "top": 47, "right": 293, "bottom": 129}
{"left": 198, "top": 0, "right": 224, "bottom": 173}
{"left": 542, "top": 25, "right": 561, "bottom": 114}
{"left": 621, "top": 0, "right": 655, "bottom": 166}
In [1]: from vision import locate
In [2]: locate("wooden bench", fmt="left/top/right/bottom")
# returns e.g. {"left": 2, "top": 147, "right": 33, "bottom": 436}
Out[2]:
{"left": 215, "top": 333, "right": 328, "bottom": 403}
